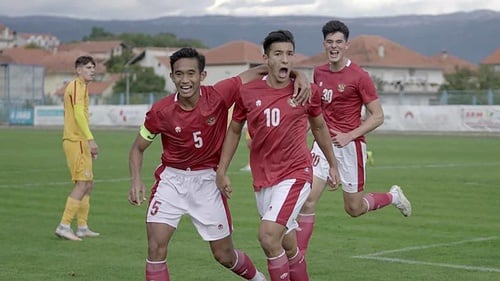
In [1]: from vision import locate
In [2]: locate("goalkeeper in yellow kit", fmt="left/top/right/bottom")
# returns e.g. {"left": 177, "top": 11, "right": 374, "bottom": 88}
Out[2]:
{"left": 55, "top": 55, "right": 100, "bottom": 241}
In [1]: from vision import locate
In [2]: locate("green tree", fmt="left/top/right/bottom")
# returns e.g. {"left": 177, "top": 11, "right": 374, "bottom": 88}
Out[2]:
{"left": 82, "top": 26, "right": 207, "bottom": 48}
{"left": 105, "top": 50, "right": 135, "bottom": 73}
{"left": 440, "top": 65, "right": 500, "bottom": 91}
{"left": 476, "top": 65, "right": 500, "bottom": 89}
{"left": 24, "top": 43, "right": 42, "bottom": 49}
{"left": 83, "top": 27, "right": 116, "bottom": 41}
{"left": 118, "top": 32, "right": 205, "bottom": 48}
{"left": 112, "top": 66, "right": 166, "bottom": 100}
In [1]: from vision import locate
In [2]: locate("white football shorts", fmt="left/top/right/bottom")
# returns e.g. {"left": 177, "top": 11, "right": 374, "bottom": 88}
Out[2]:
{"left": 311, "top": 140, "right": 367, "bottom": 193}
{"left": 146, "top": 167, "right": 232, "bottom": 241}
{"left": 255, "top": 178, "right": 311, "bottom": 231}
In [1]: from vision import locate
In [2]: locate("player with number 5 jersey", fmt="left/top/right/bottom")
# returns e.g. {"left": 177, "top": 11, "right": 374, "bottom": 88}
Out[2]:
{"left": 128, "top": 47, "right": 311, "bottom": 281}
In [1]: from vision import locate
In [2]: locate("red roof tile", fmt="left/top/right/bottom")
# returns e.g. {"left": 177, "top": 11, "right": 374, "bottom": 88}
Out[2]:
{"left": 430, "top": 51, "right": 478, "bottom": 74}
{"left": 1, "top": 47, "right": 52, "bottom": 65}
{"left": 204, "top": 41, "right": 264, "bottom": 65}
{"left": 41, "top": 49, "right": 105, "bottom": 74}
{"left": 55, "top": 73, "right": 121, "bottom": 96}
{"left": 204, "top": 40, "right": 308, "bottom": 66}
{"left": 298, "top": 35, "right": 441, "bottom": 69}
{"left": 58, "top": 40, "right": 123, "bottom": 53}
{"left": 481, "top": 48, "right": 500, "bottom": 64}
{"left": 0, "top": 53, "right": 14, "bottom": 63}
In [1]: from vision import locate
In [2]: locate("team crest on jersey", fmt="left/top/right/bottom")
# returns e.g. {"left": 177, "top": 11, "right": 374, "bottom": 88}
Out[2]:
{"left": 287, "top": 98, "right": 298, "bottom": 107}
{"left": 337, "top": 84, "right": 346, "bottom": 93}
{"left": 256, "top": 100, "right": 262, "bottom": 107}
{"left": 175, "top": 126, "right": 181, "bottom": 133}
{"left": 319, "top": 81, "right": 323, "bottom": 87}
{"left": 207, "top": 116, "right": 216, "bottom": 126}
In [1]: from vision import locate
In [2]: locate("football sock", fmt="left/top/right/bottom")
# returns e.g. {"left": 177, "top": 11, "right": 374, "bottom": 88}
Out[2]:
{"left": 146, "top": 259, "right": 169, "bottom": 281}
{"left": 390, "top": 189, "right": 400, "bottom": 204}
{"left": 296, "top": 213, "right": 315, "bottom": 255}
{"left": 288, "top": 248, "right": 309, "bottom": 281}
{"left": 267, "top": 251, "right": 290, "bottom": 281}
{"left": 77, "top": 195, "right": 90, "bottom": 228}
{"left": 230, "top": 249, "right": 258, "bottom": 280}
{"left": 363, "top": 192, "right": 393, "bottom": 213}
{"left": 60, "top": 196, "right": 81, "bottom": 225}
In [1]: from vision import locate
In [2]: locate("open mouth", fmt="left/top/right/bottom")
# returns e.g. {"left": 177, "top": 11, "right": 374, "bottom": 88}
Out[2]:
{"left": 179, "top": 85, "right": 193, "bottom": 94}
{"left": 329, "top": 50, "right": 339, "bottom": 56}
{"left": 278, "top": 67, "right": 289, "bottom": 79}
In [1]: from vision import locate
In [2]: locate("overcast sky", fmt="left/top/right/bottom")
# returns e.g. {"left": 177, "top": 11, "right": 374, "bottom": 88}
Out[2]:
{"left": 1, "top": 0, "right": 499, "bottom": 20}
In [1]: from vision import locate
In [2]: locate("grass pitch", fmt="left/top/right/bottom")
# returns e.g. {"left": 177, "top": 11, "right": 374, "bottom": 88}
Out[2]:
{"left": 0, "top": 127, "right": 499, "bottom": 281}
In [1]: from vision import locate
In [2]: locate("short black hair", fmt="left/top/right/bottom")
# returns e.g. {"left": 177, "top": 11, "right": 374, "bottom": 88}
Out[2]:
{"left": 170, "top": 47, "right": 205, "bottom": 72}
{"left": 262, "top": 30, "right": 295, "bottom": 55}
{"left": 75, "top": 56, "right": 95, "bottom": 68}
{"left": 322, "top": 20, "right": 350, "bottom": 40}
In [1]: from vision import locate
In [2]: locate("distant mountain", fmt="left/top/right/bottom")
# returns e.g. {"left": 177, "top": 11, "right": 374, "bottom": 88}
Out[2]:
{"left": 1, "top": 10, "right": 499, "bottom": 63}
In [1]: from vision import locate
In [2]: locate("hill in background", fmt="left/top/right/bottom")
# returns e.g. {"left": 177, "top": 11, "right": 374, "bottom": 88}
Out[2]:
{"left": 1, "top": 10, "right": 499, "bottom": 63}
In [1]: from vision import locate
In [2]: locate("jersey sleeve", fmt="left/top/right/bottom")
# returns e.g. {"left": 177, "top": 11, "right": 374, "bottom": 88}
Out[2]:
{"left": 143, "top": 105, "right": 162, "bottom": 134}
{"left": 307, "top": 83, "right": 323, "bottom": 117}
{"left": 212, "top": 76, "right": 242, "bottom": 108}
{"left": 312, "top": 67, "right": 319, "bottom": 84}
{"left": 231, "top": 92, "right": 247, "bottom": 123}
{"left": 72, "top": 82, "right": 86, "bottom": 107}
{"left": 358, "top": 71, "right": 379, "bottom": 104}
{"left": 74, "top": 105, "right": 94, "bottom": 140}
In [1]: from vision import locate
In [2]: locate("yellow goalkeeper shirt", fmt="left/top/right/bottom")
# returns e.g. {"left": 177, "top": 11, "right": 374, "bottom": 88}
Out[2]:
{"left": 63, "top": 77, "right": 94, "bottom": 141}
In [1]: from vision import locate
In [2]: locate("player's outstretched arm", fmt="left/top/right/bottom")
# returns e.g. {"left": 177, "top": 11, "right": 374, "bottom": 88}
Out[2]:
{"left": 238, "top": 64, "right": 268, "bottom": 84}
{"left": 216, "top": 121, "right": 244, "bottom": 199}
{"left": 309, "top": 115, "right": 340, "bottom": 190}
{"left": 129, "top": 133, "right": 153, "bottom": 206}
{"left": 290, "top": 70, "right": 311, "bottom": 105}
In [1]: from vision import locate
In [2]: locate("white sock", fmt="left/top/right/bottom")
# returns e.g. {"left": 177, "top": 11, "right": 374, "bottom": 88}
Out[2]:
{"left": 250, "top": 271, "right": 266, "bottom": 281}
{"left": 390, "top": 190, "right": 399, "bottom": 204}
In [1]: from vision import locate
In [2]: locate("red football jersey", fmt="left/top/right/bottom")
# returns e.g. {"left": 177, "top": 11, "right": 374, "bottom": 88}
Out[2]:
{"left": 313, "top": 60, "right": 379, "bottom": 142}
{"left": 232, "top": 79, "right": 322, "bottom": 190}
{"left": 144, "top": 77, "right": 241, "bottom": 170}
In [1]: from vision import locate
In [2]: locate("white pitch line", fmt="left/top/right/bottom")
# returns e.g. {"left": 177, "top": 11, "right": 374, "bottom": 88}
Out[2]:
{"left": 353, "top": 236, "right": 499, "bottom": 273}
{"left": 355, "top": 256, "right": 500, "bottom": 273}
{"left": 369, "top": 162, "right": 500, "bottom": 170}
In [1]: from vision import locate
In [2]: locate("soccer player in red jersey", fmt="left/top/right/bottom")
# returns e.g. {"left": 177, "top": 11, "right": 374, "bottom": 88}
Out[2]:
{"left": 296, "top": 20, "right": 413, "bottom": 256}
{"left": 216, "top": 30, "right": 339, "bottom": 281}
{"left": 128, "top": 47, "right": 310, "bottom": 281}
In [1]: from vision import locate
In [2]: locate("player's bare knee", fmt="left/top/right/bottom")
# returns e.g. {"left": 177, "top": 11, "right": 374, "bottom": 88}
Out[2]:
{"left": 344, "top": 205, "right": 363, "bottom": 217}
{"left": 211, "top": 247, "right": 234, "bottom": 268}
{"left": 147, "top": 244, "right": 167, "bottom": 260}
{"left": 284, "top": 246, "right": 298, "bottom": 258}
{"left": 301, "top": 200, "right": 316, "bottom": 213}
{"left": 258, "top": 233, "right": 276, "bottom": 252}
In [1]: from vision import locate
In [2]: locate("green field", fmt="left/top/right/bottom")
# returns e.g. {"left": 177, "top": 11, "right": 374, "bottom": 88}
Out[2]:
{"left": 1, "top": 128, "right": 499, "bottom": 281}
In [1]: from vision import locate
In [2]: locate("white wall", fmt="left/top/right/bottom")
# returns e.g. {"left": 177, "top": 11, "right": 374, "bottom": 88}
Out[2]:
{"left": 203, "top": 64, "right": 251, "bottom": 85}
{"left": 34, "top": 105, "right": 500, "bottom": 133}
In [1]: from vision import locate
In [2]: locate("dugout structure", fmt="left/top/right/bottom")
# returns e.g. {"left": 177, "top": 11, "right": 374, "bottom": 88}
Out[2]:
{"left": 0, "top": 64, "right": 45, "bottom": 124}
